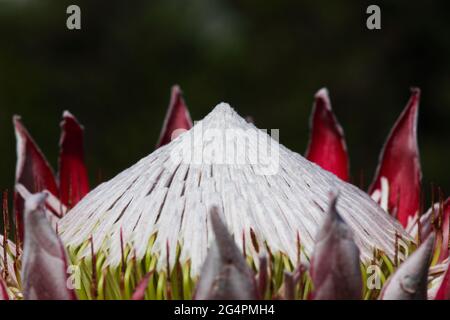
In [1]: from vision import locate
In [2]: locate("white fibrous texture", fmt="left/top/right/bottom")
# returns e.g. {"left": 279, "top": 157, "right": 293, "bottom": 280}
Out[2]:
{"left": 59, "top": 103, "right": 409, "bottom": 276}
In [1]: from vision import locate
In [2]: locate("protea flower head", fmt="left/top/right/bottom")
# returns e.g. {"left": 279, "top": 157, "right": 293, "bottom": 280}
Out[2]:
{"left": 0, "top": 86, "right": 449, "bottom": 300}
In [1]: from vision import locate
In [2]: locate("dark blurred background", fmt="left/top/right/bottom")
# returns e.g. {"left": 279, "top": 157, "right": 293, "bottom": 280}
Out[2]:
{"left": 0, "top": 0, "right": 449, "bottom": 196}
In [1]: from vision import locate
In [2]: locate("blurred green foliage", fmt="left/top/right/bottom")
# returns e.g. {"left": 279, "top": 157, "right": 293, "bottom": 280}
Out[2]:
{"left": 0, "top": 0, "right": 449, "bottom": 197}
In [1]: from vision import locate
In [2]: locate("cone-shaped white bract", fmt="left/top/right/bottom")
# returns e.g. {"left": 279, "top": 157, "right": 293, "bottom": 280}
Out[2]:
{"left": 194, "top": 207, "right": 258, "bottom": 300}
{"left": 310, "top": 196, "right": 362, "bottom": 300}
{"left": 59, "top": 103, "right": 409, "bottom": 276}
{"left": 380, "top": 234, "right": 435, "bottom": 300}
{"left": 21, "top": 193, "right": 76, "bottom": 300}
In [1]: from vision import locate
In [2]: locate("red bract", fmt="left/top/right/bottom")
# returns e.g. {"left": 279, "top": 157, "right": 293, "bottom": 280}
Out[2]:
{"left": 156, "top": 85, "right": 193, "bottom": 148}
{"left": 306, "top": 88, "right": 349, "bottom": 181}
{"left": 369, "top": 88, "right": 422, "bottom": 227}
{"left": 13, "top": 85, "right": 193, "bottom": 243}
{"left": 438, "top": 198, "right": 450, "bottom": 262}
{"left": 257, "top": 255, "right": 268, "bottom": 298}
{"left": 380, "top": 233, "right": 435, "bottom": 300}
{"left": 21, "top": 193, "right": 77, "bottom": 300}
{"left": 14, "top": 112, "right": 89, "bottom": 240}
{"left": 310, "top": 195, "right": 362, "bottom": 300}
{"left": 194, "top": 207, "right": 258, "bottom": 300}
{"left": 59, "top": 111, "right": 90, "bottom": 208}
{"left": 0, "top": 277, "right": 9, "bottom": 300}
{"left": 14, "top": 116, "right": 59, "bottom": 239}
{"left": 435, "top": 263, "right": 450, "bottom": 300}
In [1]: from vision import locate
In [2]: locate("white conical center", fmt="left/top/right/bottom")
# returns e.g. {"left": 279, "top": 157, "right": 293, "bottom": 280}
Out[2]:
{"left": 59, "top": 103, "right": 408, "bottom": 275}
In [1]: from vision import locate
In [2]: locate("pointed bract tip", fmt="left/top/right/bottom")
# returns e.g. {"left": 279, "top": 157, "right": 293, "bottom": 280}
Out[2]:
{"left": 61, "top": 110, "right": 83, "bottom": 128}
{"left": 315, "top": 88, "right": 331, "bottom": 107}
{"left": 169, "top": 85, "right": 183, "bottom": 105}
{"left": 310, "top": 192, "right": 362, "bottom": 300}
{"left": 327, "top": 192, "right": 344, "bottom": 221}
{"left": 63, "top": 110, "right": 74, "bottom": 119}
{"left": 329, "top": 191, "right": 339, "bottom": 207}
{"left": 369, "top": 87, "right": 422, "bottom": 227}
{"left": 422, "top": 231, "right": 436, "bottom": 251}
{"left": 407, "top": 87, "right": 420, "bottom": 111}
{"left": 24, "top": 192, "right": 48, "bottom": 215}
{"left": 22, "top": 191, "right": 77, "bottom": 300}
{"left": 410, "top": 87, "right": 421, "bottom": 97}
{"left": 209, "top": 206, "right": 232, "bottom": 248}
{"left": 13, "top": 115, "right": 25, "bottom": 131}
{"left": 59, "top": 109, "right": 89, "bottom": 207}
{"left": 156, "top": 84, "right": 193, "bottom": 148}
{"left": 210, "top": 206, "right": 222, "bottom": 228}
{"left": 380, "top": 232, "right": 435, "bottom": 300}
{"left": 257, "top": 254, "right": 268, "bottom": 295}
{"left": 13, "top": 113, "right": 60, "bottom": 238}
{"left": 306, "top": 89, "right": 349, "bottom": 181}
{"left": 13, "top": 114, "right": 22, "bottom": 123}
{"left": 194, "top": 206, "right": 258, "bottom": 300}
{"left": 171, "top": 84, "right": 181, "bottom": 95}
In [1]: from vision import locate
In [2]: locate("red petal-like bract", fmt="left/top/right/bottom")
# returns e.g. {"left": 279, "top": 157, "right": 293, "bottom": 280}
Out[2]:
{"left": 0, "top": 277, "right": 9, "bottom": 300}
{"left": 59, "top": 111, "right": 90, "bottom": 209}
{"left": 156, "top": 85, "right": 193, "bottom": 148}
{"left": 21, "top": 193, "right": 77, "bottom": 300}
{"left": 435, "top": 263, "right": 450, "bottom": 300}
{"left": 14, "top": 116, "right": 59, "bottom": 239}
{"left": 257, "top": 255, "right": 268, "bottom": 298}
{"left": 131, "top": 271, "right": 154, "bottom": 300}
{"left": 194, "top": 207, "right": 258, "bottom": 300}
{"left": 380, "top": 233, "right": 435, "bottom": 300}
{"left": 369, "top": 89, "right": 422, "bottom": 227}
{"left": 306, "top": 88, "right": 349, "bottom": 181}
{"left": 438, "top": 198, "right": 450, "bottom": 262}
{"left": 310, "top": 195, "right": 362, "bottom": 300}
